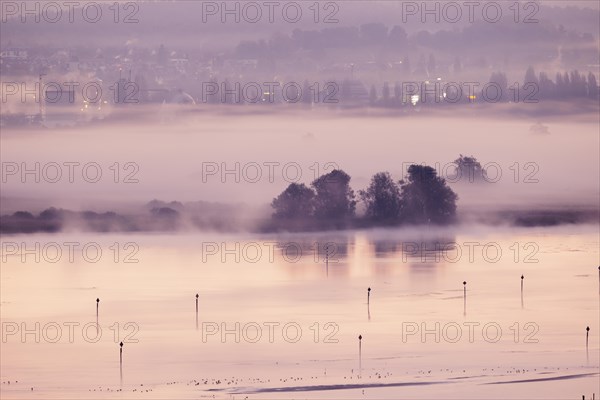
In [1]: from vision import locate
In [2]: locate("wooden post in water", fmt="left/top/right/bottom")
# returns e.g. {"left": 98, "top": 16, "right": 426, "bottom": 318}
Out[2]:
{"left": 119, "top": 341, "right": 123, "bottom": 384}
{"left": 586, "top": 326, "right": 590, "bottom": 348}
{"left": 586, "top": 325, "right": 591, "bottom": 365}
{"left": 96, "top": 298, "right": 100, "bottom": 331}
{"left": 358, "top": 335, "right": 362, "bottom": 378}
{"left": 463, "top": 281, "right": 467, "bottom": 316}
{"left": 367, "top": 288, "right": 372, "bottom": 321}
{"left": 521, "top": 275, "right": 524, "bottom": 308}
{"left": 195, "top": 294, "right": 199, "bottom": 329}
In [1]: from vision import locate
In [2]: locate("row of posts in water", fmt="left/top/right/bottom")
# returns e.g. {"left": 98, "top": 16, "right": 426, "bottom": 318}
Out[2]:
{"left": 95, "top": 265, "right": 598, "bottom": 382}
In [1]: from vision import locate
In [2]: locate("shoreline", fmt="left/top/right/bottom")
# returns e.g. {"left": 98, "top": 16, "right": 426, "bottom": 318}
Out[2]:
{"left": 1, "top": 205, "right": 598, "bottom": 235}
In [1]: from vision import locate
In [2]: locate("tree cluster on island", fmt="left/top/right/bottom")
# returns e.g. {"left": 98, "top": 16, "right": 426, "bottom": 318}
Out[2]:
{"left": 3, "top": 157, "right": 598, "bottom": 234}
{"left": 269, "top": 165, "right": 458, "bottom": 231}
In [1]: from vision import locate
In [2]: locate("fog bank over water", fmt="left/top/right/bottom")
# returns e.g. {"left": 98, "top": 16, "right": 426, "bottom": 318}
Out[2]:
{"left": 1, "top": 107, "right": 598, "bottom": 215}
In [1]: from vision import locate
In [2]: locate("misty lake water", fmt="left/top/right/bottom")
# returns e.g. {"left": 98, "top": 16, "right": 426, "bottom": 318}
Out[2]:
{"left": 1, "top": 225, "right": 598, "bottom": 399}
{"left": 1, "top": 109, "right": 599, "bottom": 398}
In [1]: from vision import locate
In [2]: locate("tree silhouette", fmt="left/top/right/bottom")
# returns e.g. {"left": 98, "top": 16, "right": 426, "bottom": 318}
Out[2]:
{"left": 588, "top": 72, "right": 599, "bottom": 99}
{"left": 302, "top": 80, "right": 313, "bottom": 104}
{"left": 134, "top": 72, "right": 149, "bottom": 103}
{"left": 312, "top": 170, "right": 356, "bottom": 220}
{"left": 562, "top": 72, "right": 571, "bottom": 97}
{"left": 488, "top": 72, "right": 508, "bottom": 101}
{"left": 359, "top": 172, "right": 401, "bottom": 224}
{"left": 369, "top": 85, "right": 378, "bottom": 105}
{"left": 399, "top": 165, "right": 458, "bottom": 224}
{"left": 524, "top": 66, "right": 539, "bottom": 86}
{"left": 394, "top": 82, "right": 402, "bottom": 103}
{"left": 382, "top": 82, "right": 391, "bottom": 106}
{"left": 271, "top": 183, "right": 315, "bottom": 219}
{"left": 452, "top": 155, "right": 488, "bottom": 183}
{"left": 556, "top": 72, "right": 565, "bottom": 96}
{"left": 388, "top": 26, "right": 407, "bottom": 48}
{"left": 538, "top": 72, "right": 555, "bottom": 99}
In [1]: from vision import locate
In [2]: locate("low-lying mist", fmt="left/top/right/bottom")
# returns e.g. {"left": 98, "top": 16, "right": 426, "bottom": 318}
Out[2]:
{"left": 1, "top": 105, "right": 598, "bottom": 233}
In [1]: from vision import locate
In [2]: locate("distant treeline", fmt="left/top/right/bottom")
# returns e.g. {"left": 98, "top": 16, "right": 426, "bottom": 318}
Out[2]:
{"left": 365, "top": 67, "right": 598, "bottom": 107}
{"left": 0, "top": 201, "right": 257, "bottom": 234}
